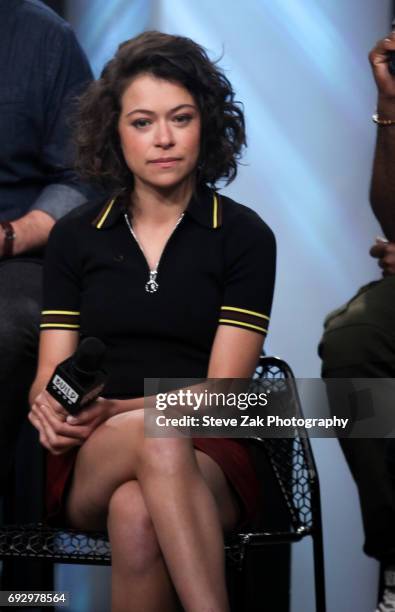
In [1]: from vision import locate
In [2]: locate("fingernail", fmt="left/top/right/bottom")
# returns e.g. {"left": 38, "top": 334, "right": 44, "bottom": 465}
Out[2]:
{"left": 66, "top": 416, "right": 78, "bottom": 424}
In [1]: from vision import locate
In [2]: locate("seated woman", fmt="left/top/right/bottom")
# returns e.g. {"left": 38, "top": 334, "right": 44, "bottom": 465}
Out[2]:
{"left": 28, "top": 31, "right": 276, "bottom": 612}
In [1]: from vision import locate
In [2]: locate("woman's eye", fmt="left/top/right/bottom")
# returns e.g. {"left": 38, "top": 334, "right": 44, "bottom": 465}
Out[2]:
{"left": 173, "top": 114, "right": 192, "bottom": 124}
{"left": 132, "top": 118, "right": 151, "bottom": 128}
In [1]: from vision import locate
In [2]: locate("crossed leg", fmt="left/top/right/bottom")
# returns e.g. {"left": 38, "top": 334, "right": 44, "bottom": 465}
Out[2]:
{"left": 64, "top": 409, "right": 240, "bottom": 612}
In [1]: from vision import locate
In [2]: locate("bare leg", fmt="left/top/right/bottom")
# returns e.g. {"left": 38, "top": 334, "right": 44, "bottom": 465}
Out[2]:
{"left": 108, "top": 480, "right": 181, "bottom": 612}
{"left": 137, "top": 437, "right": 236, "bottom": 611}
{"left": 64, "top": 409, "right": 239, "bottom": 612}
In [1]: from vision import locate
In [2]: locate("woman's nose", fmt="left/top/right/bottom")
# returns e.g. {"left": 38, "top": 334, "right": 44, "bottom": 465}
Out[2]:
{"left": 154, "top": 120, "right": 174, "bottom": 148}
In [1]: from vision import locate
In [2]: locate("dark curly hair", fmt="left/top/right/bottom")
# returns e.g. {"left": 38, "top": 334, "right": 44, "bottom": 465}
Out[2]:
{"left": 74, "top": 31, "right": 246, "bottom": 191}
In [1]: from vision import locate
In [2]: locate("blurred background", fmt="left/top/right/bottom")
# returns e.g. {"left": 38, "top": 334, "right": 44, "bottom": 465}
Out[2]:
{"left": 41, "top": 1, "right": 393, "bottom": 610}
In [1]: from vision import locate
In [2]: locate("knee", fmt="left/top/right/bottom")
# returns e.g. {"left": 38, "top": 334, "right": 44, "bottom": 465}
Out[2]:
{"left": 0, "top": 297, "right": 35, "bottom": 347}
{"left": 0, "top": 271, "right": 41, "bottom": 354}
{"left": 108, "top": 481, "right": 161, "bottom": 574}
{"left": 319, "top": 282, "right": 395, "bottom": 373}
{"left": 320, "top": 323, "right": 386, "bottom": 372}
{"left": 109, "top": 409, "right": 190, "bottom": 477}
{"left": 139, "top": 437, "right": 194, "bottom": 478}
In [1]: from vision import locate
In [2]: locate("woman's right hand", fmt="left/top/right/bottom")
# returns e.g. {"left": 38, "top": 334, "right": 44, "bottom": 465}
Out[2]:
{"left": 28, "top": 390, "right": 107, "bottom": 455}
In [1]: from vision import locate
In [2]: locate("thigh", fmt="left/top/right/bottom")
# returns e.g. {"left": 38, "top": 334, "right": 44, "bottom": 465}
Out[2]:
{"left": 64, "top": 409, "right": 146, "bottom": 529}
{"left": 320, "top": 278, "right": 395, "bottom": 374}
{"left": 0, "top": 258, "right": 42, "bottom": 376}
{"left": 322, "top": 277, "right": 395, "bottom": 334}
{"left": 64, "top": 409, "right": 239, "bottom": 532}
{"left": 0, "top": 259, "right": 43, "bottom": 482}
{"left": 0, "top": 260, "right": 42, "bottom": 382}
{"left": 65, "top": 410, "right": 195, "bottom": 528}
{"left": 0, "top": 258, "right": 42, "bottom": 327}
{"left": 195, "top": 450, "right": 240, "bottom": 533}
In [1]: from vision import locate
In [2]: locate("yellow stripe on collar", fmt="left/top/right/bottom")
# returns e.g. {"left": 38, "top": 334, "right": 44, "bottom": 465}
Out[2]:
{"left": 96, "top": 197, "right": 116, "bottom": 229}
{"left": 213, "top": 194, "right": 218, "bottom": 228}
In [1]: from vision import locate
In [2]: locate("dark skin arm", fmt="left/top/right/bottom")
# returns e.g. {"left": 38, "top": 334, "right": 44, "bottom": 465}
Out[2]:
{"left": 369, "top": 31, "right": 395, "bottom": 241}
{"left": 367, "top": 31, "right": 395, "bottom": 274}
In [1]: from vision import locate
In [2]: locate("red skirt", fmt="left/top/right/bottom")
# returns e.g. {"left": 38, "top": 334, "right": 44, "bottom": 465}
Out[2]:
{"left": 46, "top": 437, "right": 261, "bottom": 529}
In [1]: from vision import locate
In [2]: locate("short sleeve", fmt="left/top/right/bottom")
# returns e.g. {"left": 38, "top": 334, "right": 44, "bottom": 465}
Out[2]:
{"left": 40, "top": 219, "right": 82, "bottom": 331}
{"left": 219, "top": 211, "right": 276, "bottom": 336}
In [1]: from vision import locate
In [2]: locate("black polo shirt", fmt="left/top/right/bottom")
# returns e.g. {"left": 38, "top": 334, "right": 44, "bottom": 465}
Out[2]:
{"left": 41, "top": 187, "right": 276, "bottom": 398}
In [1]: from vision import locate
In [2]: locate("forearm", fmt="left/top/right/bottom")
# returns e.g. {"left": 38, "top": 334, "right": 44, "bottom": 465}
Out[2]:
{"left": 0, "top": 184, "right": 91, "bottom": 258}
{"left": 370, "top": 101, "right": 395, "bottom": 241}
{"left": 1, "top": 210, "right": 54, "bottom": 257}
{"left": 106, "top": 396, "right": 145, "bottom": 418}
{"left": 29, "top": 368, "right": 54, "bottom": 405}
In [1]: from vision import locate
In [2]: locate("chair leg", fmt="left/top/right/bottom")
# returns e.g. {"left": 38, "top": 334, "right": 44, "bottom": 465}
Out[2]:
{"left": 312, "top": 530, "right": 326, "bottom": 612}
{"left": 226, "top": 560, "right": 244, "bottom": 611}
{"left": 227, "top": 544, "right": 291, "bottom": 611}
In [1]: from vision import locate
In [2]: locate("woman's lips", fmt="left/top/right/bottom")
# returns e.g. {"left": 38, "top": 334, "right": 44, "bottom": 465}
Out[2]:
{"left": 149, "top": 158, "right": 181, "bottom": 167}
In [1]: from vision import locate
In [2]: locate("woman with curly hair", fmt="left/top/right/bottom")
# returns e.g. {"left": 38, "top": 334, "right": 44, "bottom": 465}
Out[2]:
{"left": 28, "top": 31, "right": 276, "bottom": 612}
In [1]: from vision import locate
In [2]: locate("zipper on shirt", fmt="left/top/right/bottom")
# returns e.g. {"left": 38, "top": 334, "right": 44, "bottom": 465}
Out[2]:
{"left": 123, "top": 212, "right": 184, "bottom": 293}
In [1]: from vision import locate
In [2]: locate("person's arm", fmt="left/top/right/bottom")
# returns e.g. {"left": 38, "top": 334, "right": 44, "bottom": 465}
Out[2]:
{"left": 30, "top": 327, "right": 131, "bottom": 455}
{"left": 30, "top": 331, "right": 79, "bottom": 403}
{"left": 28, "top": 211, "right": 141, "bottom": 452}
{"left": 369, "top": 31, "right": 395, "bottom": 240}
{"left": 0, "top": 24, "right": 93, "bottom": 258}
{"left": 27, "top": 217, "right": 98, "bottom": 454}
{"left": 0, "top": 210, "right": 54, "bottom": 257}
{"left": 28, "top": 329, "right": 83, "bottom": 453}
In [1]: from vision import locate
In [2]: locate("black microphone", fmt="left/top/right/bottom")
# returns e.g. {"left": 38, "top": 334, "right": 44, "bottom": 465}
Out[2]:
{"left": 46, "top": 337, "right": 108, "bottom": 415}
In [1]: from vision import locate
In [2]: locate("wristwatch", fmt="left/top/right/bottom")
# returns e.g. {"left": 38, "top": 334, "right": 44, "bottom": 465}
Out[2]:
{"left": 1, "top": 221, "right": 16, "bottom": 257}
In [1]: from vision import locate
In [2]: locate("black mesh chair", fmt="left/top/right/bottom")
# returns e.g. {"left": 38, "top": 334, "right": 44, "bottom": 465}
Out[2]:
{"left": 0, "top": 356, "right": 326, "bottom": 612}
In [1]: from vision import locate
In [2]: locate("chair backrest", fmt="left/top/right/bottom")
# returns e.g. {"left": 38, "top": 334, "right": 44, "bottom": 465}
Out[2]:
{"left": 248, "top": 356, "right": 320, "bottom": 536}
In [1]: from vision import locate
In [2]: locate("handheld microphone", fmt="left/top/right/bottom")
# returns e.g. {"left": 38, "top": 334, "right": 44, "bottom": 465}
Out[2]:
{"left": 46, "top": 337, "right": 108, "bottom": 415}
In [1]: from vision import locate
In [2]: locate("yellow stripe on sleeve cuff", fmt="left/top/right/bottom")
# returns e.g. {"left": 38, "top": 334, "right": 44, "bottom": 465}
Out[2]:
{"left": 40, "top": 323, "right": 80, "bottom": 329}
{"left": 219, "top": 318, "right": 267, "bottom": 334}
{"left": 41, "top": 310, "right": 80, "bottom": 316}
{"left": 221, "top": 306, "right": 269, "bottom": 321}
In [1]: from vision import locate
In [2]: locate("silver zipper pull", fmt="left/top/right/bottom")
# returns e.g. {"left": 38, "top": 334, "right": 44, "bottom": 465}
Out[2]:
{"left": 124, "top": 210, "right": 184, "bottom": 294}
{"left": 145, "top": 270, "right": 159, "bottom": 293}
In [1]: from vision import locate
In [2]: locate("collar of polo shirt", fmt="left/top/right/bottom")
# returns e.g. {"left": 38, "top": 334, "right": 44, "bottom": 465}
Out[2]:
{"left": 92, "top": 186, "right": 223, "bottom": 230}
